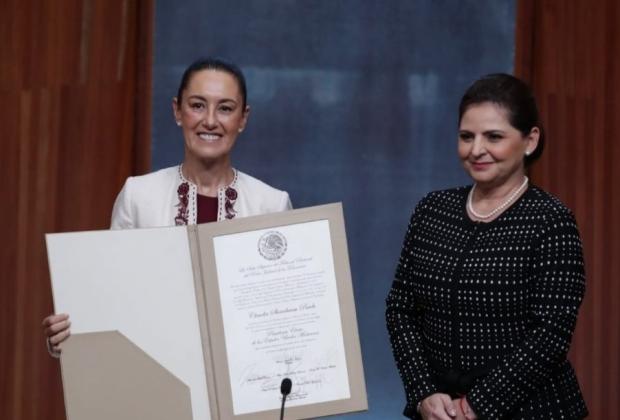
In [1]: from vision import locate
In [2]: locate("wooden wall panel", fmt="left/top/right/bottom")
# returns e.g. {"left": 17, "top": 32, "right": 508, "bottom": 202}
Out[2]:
{"left": 0, "top": 1, "right": 153, "bottom": 419}
{"left": 516, "top": 1, "right": 620, "bottom": 418}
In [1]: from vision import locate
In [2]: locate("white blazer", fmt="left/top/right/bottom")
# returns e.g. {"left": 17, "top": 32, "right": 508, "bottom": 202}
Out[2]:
{"left": 110, "top": 165, "right": 292, "bottom": 229}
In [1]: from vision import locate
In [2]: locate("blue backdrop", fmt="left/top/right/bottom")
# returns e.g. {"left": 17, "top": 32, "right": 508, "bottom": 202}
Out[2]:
{"left": 152, "top": 1, "right": 516, "bottom": 418}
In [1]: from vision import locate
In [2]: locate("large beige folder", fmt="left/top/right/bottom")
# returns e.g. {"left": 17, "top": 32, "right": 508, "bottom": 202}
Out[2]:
{"left": 47, "top": 203, "right": 367, "bottom": 419}
{"left": 61, "top": 331, "right": 192, "bottom": 420}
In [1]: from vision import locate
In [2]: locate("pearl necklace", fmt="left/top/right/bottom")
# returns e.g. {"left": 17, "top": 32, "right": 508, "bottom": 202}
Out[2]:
{"left": 467, "top": 176, "right": 529, "bottom": 220}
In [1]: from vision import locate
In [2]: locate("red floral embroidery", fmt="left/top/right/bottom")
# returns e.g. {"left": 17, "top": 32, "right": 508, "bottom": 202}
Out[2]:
{"left": 175, "top": 182, "right": 190, "bottom": 225}
{"left": 225, "top": 187, "right": 238, "bottom": 219}
{"left": 225, "top": 187, "right": 238, "bottom": 201}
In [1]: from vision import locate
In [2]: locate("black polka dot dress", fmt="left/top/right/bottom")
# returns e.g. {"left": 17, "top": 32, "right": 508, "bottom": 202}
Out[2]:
{"left": 386, "top": 185, "right": 588, "bottom": 419}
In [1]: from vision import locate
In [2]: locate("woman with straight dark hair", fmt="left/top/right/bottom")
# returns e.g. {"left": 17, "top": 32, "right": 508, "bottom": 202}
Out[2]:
{"left": 386, "top": 74, "right": 587, "bottom": 419}
{"left": 43, "top": 57, "right": 292, "bottom": 355}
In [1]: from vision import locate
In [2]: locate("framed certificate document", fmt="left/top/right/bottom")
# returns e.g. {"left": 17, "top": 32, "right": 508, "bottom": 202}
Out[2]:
{"left": 47, "top": 203, "right": 367, "bottom": 420}
{"left": 193, "top": 203, "right": 367, "bottom": 419}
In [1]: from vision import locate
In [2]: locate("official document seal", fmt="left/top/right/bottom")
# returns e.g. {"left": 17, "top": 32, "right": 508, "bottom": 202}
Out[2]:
{"left": 257, "top": 231, "right": 287, "bottom": 260}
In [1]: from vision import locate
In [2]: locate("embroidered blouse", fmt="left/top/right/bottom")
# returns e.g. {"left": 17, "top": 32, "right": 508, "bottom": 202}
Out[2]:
{"left": 110, "top": 165, "right": 291, "bottom": 230}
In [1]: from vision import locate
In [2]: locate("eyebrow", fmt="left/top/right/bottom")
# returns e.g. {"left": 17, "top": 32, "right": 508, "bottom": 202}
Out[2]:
{"left": 186, "top": 95, "right": 238, "bottom": 104}
{"left": 458, "top": 129, "right": 506, "bottom": 133}
{"left": 457, "top": 129, "right": 507, "bottom": 136}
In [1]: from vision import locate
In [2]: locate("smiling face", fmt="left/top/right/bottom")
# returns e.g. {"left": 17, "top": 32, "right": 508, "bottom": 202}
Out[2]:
{"left": 173, "top": 69, "right": 249, "bottom": 164}
{"left": 458, "top": 102, "right": 539, "bottom": 189}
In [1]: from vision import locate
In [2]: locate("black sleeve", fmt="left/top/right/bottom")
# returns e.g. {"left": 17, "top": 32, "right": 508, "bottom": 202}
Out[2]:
{"left": 467, "top": 210, "right": 586, "bottom": 418}
{"left": 386, "top": 196, "right": 440, "bottom": 418}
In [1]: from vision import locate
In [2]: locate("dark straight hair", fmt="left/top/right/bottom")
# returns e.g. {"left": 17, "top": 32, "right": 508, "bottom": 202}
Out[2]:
{"left": 176, "top": 57, "right": 248, "bottom": 109}
{"left": 458, "top": 73, "right": 544, "bottom": 166}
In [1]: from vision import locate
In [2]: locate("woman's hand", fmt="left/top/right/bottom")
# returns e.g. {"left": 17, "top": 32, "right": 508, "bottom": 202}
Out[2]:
{"left": 419, "top": 393, "right": 462, "bottom": 420}
{"left": 459, "top": 397, "right": 478, "bottom": 420}
{"left": 42, "top": 313, "right": 71, "bottom": 356}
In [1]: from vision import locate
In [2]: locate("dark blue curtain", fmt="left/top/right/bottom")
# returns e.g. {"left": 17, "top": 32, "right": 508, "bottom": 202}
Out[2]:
{"left": 152, "top": 1, "right": 516, "bottom": 417}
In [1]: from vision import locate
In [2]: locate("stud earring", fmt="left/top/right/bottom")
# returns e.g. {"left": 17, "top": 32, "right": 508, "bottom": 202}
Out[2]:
{"left": 176, "top": 121, "right": 181, "bottom": 126}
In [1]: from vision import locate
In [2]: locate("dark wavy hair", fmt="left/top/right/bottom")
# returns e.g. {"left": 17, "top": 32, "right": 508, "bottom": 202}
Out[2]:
{"left": 458, "top": 73, "right": 544, "bottom": 166}
{"left": 176, "top": 57, "right": 247, "bottom": 109}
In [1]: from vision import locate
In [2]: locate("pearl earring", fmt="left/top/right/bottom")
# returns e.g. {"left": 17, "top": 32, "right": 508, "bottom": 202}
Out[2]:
{"left": 525, "top": 151, "right": 531, "bottom": 156}
{"left": 176, "top": 121, "right": 181, "bottom": 126}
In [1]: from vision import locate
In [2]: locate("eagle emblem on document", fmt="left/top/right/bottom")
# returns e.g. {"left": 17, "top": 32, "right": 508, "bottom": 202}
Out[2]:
{"left": 258, "top": 231, "right": 287, "bottom": 261}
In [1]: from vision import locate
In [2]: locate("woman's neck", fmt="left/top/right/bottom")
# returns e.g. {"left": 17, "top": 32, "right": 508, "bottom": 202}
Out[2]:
{"left": 473, "top": 171, "right": 527, "bottom": 200}
{"left": 467, "top": 171, "right": 529, "bottom": 222}
{"left": 181, "top": 156, "right": 234, "bottom": 197}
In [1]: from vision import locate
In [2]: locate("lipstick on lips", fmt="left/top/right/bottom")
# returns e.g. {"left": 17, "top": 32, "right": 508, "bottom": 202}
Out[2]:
{"left": 470, "top": 161, "right": 493, "bottom": 171}
{"left": 198, "top": 132, "right": 221, "bottom": 142}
